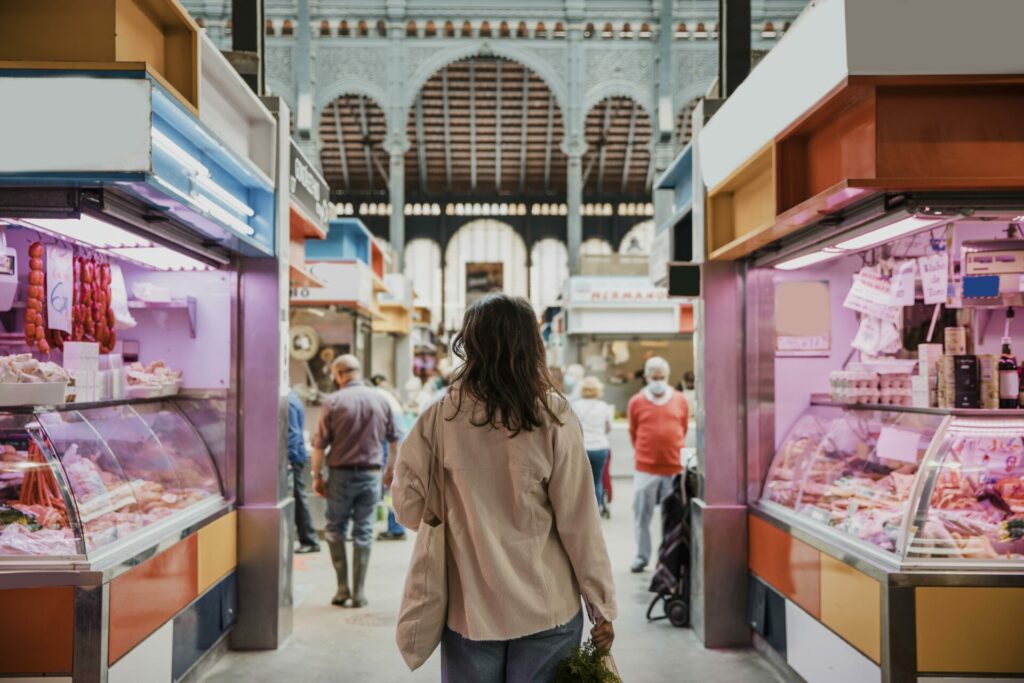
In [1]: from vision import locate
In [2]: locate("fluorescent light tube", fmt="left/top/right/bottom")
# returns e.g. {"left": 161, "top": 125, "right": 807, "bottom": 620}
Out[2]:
{"left": 107, "top": 246, "right": 211, "bottom": 271}
{"left": 774, "top": 250, "right": 842, "bottom": 271}
{"left": 834, "top": 216, "right": 942, "bottom": 251}
{"left": 193, "top": 175, "right": 255, "bottom": 217}
{"left": 152, "top": 128, "right": 210, "bottom": 177}
{"left": 192, "top": 195, "right": 256, "bottom": 236}
{"left": 24, "top": 215, "right": 152, "bottom": 249}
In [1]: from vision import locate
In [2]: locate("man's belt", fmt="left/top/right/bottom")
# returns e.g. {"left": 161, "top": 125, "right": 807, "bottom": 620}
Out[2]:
{"left": 333, "top": 464, "right": 382, "bottom": 472}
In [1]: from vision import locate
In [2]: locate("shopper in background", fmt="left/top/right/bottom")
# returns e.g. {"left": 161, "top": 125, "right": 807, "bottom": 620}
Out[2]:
{"left": 288, "top": 390, "right": 320, "bottom": 554}
{"left": 571, "top": 377, "right": 614, "bottom": 509}
{"left": 563, "top": 363, "right": 585, "bottom": 401}
{"left": 390, "top": 294, "right": 616, "bottom": 682}
{"left": 311, "top": 355, "right": 399, "bottom": 608}
{"left": 372, "top": 374, "right": 409, "bottom": 541}
{"left": 627, "top": 356, "right": 688, "bottom": 573}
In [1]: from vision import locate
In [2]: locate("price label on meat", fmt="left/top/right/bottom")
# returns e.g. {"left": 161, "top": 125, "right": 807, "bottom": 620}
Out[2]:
{"left": 45, "top": 245, "right": 72, "bottom": 334}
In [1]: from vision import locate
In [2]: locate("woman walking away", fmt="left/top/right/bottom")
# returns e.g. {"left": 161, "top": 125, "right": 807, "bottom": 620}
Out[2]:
{"left": 389, "top": 294, "right": 617, "bottom": 683}
{"left": 571, "top": 377, "right": 614, "bottom": 509}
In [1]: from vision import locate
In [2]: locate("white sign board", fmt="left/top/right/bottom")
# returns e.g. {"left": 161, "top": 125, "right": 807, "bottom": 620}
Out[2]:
{"left": 0, "top": 77, "right": 151, "bottom": 173}
{"left": 290, "top": 262, "right": 374, "bottom": 309}
{"left": 567, "top": 277, "right": 670, "bottom": 304}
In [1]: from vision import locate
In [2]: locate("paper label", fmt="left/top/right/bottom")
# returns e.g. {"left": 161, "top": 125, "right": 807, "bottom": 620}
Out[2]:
{"left": 999, "top": 370, "right": 1019, "bottom": 400}
{"left": 843, "top": 267, "right": 903, "bottom": 322}
{"left": 891, "top": 260, "right": 917, "bottom": 305}
{"left": 851, "top": 316, "right": 882, "bottom": 354}
{"left": 918, "top": 253, "right": 949, "bottom": 305}
{"left": 45, "top": 244, "right": 72, "bottom": 333}
{"left": 876, "top": 426, "right": 922, "bottom": 465}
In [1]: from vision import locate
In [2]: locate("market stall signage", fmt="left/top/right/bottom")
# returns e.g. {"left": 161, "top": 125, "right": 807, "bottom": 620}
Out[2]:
{"left": 289, "top": 142, "right": 330, "bottom": 230}
{"left": 568, "top": 277, "right": 670, "bottom": 304}
{"left": 45, "top": 245, "right": 72, "bottom": 334}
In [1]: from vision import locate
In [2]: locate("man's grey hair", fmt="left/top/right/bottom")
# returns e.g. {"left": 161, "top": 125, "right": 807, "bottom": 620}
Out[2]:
{"left": 644, "top": 356, "right": 670, "bottom": 378}
{"left": 332, "top": 354, "right": 362, "bottom": 376}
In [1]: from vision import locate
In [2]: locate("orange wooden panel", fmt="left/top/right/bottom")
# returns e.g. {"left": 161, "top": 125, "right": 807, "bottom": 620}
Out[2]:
{"left": 748, "top": 514, "right": 821, "bottom": 619}
{"left": 678, "top": 305, "right": 694, "bottom": 334}
{"left": 876, "top": 84, "right": 1024, "bottom": 182}
{"left": 0, "top": 586, "right": 75, "bottom": 674}
{"left": 108, "top": 535, "right": 198, "bottom": 665}
{"left": 819, "top": 555, "right": 881, "bottom": 663}
{"left": 917, "top": 587, "right": 1024, "bottom": 674}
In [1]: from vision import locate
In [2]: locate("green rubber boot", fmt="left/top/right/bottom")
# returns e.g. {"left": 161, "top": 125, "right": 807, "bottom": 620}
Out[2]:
{"left": 350, "top": 545, "right": 371, "bottom": 608}
{"left": 328, "top": 540, "right": 350, "bottom": 606}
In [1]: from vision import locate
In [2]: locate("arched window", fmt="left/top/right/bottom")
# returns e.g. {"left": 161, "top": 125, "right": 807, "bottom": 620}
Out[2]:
{"left": 357, "top": 20, "right": 368, "bottom": 37}
{"left": 444, "top": 220, "right": 528, "bottom": 329}
{"left": 676, "top": 22, "right": 688, "bottom": 38}
{"left": 499, "top": 21, "right": 510, "bottom": 37}
{"left": 581, "top": 238, "right": 613, "bottom": 257}
{"left": 621, "top": 22, "right": 634, "bottom": 38}
{"left": 424, "top": 20, "right": 436, "bottom": 37}
{"left": 265, "top": 19, "right": 275, "bottom": 35}
{"left": 619, "top": 220, "right": 655, "bottom": 255}
{"left": 461, "top": 21, "right": 473, "bottom": 37}
{"left": 535, "top": 22, "right": 547, "bottom": 38}
{"left": 281, "top": 19, "right": 294, "bottom": 36}
{"left": 444, "top": 21, "right": 455, "bottom": 37}
{"left": 405, "top": 239, "right": 443, "bottom": 327}
{"left": 406, "top": 20, "right": 417, "bottom": 37}
{"left": 516, "top": 21, "right": 528, "bottom": 37}
{"left": 530, "top": 239, "right": 569, "bottom": 313}
{"left": 584, "top": 23, "right": 595, "bottom": 38}
{"left": 376, "top": 20, "right": 387, "bottom": 37}
{"left": 479, "top": 21, "right": 492, "bottom": 37}
{"left": 639, "top": 22, "right": 652, "bottom": 38}
{"left": 602, "top": 23, "right": 614, "bottom": 38}
{"left": 553, "top": 22, "right": 566, "bottom": 38}
{"left": 196, "top": 17, "right": 205, "bottom": 28}
{"left": 320, "top": 20, "right": 331, "bottom": 36}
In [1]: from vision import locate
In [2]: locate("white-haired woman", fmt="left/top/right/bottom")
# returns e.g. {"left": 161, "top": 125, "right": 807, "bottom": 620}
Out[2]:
{"left": 571, "top": 377, "right": 614, "bottom": 509}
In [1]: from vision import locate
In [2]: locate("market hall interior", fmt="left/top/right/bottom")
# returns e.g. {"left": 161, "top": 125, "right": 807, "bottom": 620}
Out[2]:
{"left": 2, "top": 0, "right": 1024, "bottom": 682}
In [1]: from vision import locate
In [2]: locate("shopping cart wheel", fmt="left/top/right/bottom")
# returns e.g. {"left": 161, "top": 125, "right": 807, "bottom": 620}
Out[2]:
{"left": 666, "top": 598, "right": 689, "bottom": 627}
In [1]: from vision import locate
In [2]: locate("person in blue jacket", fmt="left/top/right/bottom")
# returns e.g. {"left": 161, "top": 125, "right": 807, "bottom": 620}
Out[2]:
{"left": 288, "top": 390, "right": 320, "bottom": 554}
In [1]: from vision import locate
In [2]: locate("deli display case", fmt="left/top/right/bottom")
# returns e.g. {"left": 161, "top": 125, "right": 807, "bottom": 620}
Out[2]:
{"left": 760, "top": 403, "right": 1024, "bottom": 569}
{"left": 0, "top": 399, "right": 225, "bottom": 563}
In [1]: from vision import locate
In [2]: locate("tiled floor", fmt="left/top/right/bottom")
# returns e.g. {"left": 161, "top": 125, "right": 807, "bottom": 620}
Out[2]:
{"left": 200, "top": 476, "right": 787, "bottom": 683}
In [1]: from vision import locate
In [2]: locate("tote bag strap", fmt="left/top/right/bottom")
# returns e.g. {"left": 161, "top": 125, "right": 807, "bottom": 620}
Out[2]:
{"left": 422, "top": 394, "right": 447, "bottom": 525}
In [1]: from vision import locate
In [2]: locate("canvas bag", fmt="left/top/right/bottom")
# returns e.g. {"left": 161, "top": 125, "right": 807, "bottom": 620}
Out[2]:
{"left": 396, "top": 397, "right": 448, "bottom": 670}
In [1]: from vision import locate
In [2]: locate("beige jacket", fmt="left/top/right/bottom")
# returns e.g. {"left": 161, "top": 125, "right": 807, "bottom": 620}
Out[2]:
{"left": 393, "top": 390, "right": 617, "bottom": 641}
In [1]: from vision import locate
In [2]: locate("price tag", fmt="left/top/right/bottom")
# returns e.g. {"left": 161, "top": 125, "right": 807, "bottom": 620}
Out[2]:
{"left": 876, "top": 426, "right": 922, "bottom": 465}
{"left": 918, "top": 253, "right": 949, "bottom": 305}
{"left": 891, "top": 260, "right": 917, "bottom": 305}
{"left": 45, "top": 245, "right": 72, "bottom": 334}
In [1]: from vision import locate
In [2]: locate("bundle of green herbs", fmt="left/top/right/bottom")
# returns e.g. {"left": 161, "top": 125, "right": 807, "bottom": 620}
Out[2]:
{"left": 553, "top": 640, "right": 621, "bottom": 683}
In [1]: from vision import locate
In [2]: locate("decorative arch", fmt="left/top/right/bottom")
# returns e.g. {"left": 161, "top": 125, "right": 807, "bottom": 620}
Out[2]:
{"left": 619, "top": 220, "right": 655, "bottom": 255}
{"left": 403, "top": 41, "right": 568, "bottom": 115}
{"left": 318, "top": 93, "right": 388, "bottom": 194}
{"left": 582, "top": 80, "right": 655, "bottom": 125}
{"left": 314, "top": 78, "right": 388, "bottom": 121}
{"left": 583, "top": 96, "right": 654, "bottom": 195}
{"left": 443, "top": 219, "right": 528, "bottom": 329}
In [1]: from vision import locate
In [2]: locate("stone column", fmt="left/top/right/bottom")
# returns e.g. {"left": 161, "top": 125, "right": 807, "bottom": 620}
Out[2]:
{"left": 566, "top": 151, "right": 583, "bottom": 276}
{"left": 388, "top": 148, "right": 406, "bottom": 266}
{"left": 565, "top": 6, "right": 585, "bottom": 275}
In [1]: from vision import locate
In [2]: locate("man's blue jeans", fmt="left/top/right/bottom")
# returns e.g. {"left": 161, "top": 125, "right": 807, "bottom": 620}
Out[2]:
{"left": 325, "top": 468, "right": 381, "bottom": 548}
{"left": 441, "top": 610, "right": 583, "bottom": 683}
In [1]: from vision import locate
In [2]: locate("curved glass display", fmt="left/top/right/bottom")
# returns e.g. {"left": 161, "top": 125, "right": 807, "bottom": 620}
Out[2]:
{"left": 0, "top": 400, "right": 222, "bottom": 558}
{"left": 761, "top": 404, "right": 944, "bottom": 556}
{"left": 906, "top": 417, "right": 1024, "bottom": 562}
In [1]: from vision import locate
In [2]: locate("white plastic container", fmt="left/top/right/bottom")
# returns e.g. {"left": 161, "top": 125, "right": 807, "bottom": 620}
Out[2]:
{"left": 0, "top": 381, "right": 68, "bottom": 406}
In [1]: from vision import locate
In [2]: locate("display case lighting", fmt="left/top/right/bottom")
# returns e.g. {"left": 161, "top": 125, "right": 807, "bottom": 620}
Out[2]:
{"left": 774, "top": 249, "right": 843, "bottom": 271}
{"left": 152, "top": 128, "right": 210, "bottom": 177}
{"left": 107, "top": 247, "right": 211, "bottom": 272}
{"left": 833, "top": 216, "right": 943, "bottom": 251}
{"left": 24, "top": 215, "right": 152, "bottom": 249}
{"left": 193, "top": 175, "right": 255, "bottom": 218}
{"left": 192, "top": 195, "right": 256, "bottom": 236}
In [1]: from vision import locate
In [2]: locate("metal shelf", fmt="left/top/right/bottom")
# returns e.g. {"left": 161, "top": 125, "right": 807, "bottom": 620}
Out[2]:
{"left": 810, "top": 394, "right": 1024, "bottom": 418}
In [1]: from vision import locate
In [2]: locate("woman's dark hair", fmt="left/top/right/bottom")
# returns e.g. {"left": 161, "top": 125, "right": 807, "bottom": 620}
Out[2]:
{"left": 450, "top": 294, "right": 563, "bottom": 435}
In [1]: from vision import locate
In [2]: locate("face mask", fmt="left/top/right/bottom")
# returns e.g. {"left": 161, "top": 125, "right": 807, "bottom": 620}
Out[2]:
{"left": 647, "top": 380, "right": 668, "bottom": 396}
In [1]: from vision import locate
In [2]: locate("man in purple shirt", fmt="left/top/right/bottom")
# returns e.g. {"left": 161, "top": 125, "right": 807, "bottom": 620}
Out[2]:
{"left": 311, "top": 354, "right": 399, "bottom": 608}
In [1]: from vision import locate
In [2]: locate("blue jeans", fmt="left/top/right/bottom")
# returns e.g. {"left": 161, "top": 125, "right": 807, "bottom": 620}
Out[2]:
{"left": 586, "top": 449, "right": 609, "bottom": 507}
{"left": 381, "top": 446, "right": 405, "bottom": 536}
{"left": 325, "top": 469, "right": 381, "bottom": 548}
{"left": 441, "top": 610, "right": 583, "bottom": 683}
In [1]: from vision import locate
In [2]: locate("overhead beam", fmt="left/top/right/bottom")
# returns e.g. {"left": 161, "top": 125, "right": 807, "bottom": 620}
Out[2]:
{"left": 596, "top": 99, "right": 613, "bottom": 191}
{"left": 495, "top": 60, "right": 503, "bottom": 191}
{"left": 331, "top": 99, "right": 350, "bottom": 191}
{"left": 469, "top": 61, "right": 478, "bottom": 191}
{"left": 543, "top": 94, "right": 554, "bottom": 192}
{"left": 621, "top": 100, "right": 639, "bottom": 193}
{"left": 357, "top": 94, "right": 374, "bottom": 191}
{"left": 518, "top": 66, "right": 530, "bottom": 191}
{"left": 415, "top": 93, "right": 428, "bottom": 193}
{"left": 442, "top": 67, "right": 453, "bottom": 192}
